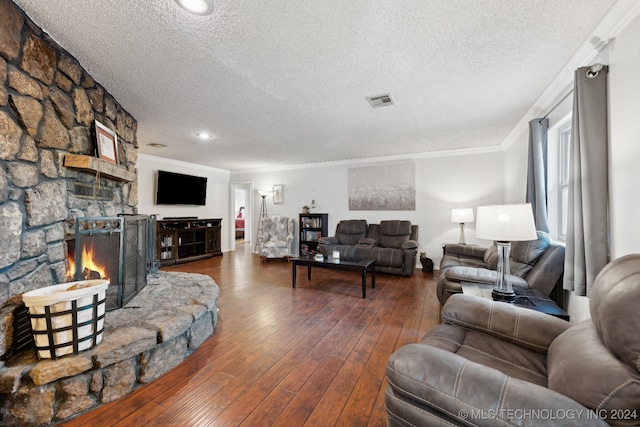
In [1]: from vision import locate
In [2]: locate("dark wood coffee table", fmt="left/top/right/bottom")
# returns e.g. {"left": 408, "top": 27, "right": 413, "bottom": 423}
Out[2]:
{"left": 461, "top": 282, "right": 569, "bottom": 321}
{"left": 291, "top": 255, "right": 376, "bottom": 298}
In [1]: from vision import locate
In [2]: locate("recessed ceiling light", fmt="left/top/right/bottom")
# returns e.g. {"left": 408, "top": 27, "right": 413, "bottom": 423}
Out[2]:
{"left": 147, "top": 143, "right": 168, "bottom": 148}
{"left": 195, "top": 132, "right": 215, "bottom": 140}
{"left": 174, "top": 0, "right": 214, "bottom": 15}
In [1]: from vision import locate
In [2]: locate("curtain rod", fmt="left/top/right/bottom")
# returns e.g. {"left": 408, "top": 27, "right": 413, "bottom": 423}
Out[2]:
{"left": 540, "top": 89, "right": 573, "bottom": 122}
{"left": 539, "top": 63, "right": 606, "bottom": 123}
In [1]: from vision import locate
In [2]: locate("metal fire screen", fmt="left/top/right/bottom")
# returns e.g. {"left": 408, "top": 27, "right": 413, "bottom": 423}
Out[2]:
{"left": 74, "top": 215, "right": 150, "bottom": 311}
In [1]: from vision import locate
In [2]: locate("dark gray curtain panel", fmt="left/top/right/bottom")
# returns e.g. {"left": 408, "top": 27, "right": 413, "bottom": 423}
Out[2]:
{"left": 564, "top": 66, "right": 609, "bottom": 297}
{"left": 526, "top": 118, "right": 550, "bottom": 233}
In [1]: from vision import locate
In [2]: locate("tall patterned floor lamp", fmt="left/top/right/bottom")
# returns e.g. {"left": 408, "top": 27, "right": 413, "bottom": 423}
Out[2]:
{"left": 254, "top": 190, "right": 269, "bottom": 252}
{"left": 476, "top": 204, "right": 537, "bottom": 302}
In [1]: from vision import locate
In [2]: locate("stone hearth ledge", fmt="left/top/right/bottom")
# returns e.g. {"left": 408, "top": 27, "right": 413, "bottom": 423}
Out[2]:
{"left": 0, "top": 272, "right": 220, "bottom": 426}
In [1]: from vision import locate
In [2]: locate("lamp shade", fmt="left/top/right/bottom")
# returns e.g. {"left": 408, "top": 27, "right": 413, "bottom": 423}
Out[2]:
{"left": 257, "top": 190, "right": 269, "bottom": 197}
{"left": 451, "top": 208, "right": 474, "bottom": 224}
{"left": 475, "top": 204, "right": 537, "bottom": 241}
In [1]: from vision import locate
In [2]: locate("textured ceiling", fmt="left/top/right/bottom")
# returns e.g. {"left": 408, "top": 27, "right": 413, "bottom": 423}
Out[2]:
{"left": 13, "top": 0, "right": 617, "bottom": 171}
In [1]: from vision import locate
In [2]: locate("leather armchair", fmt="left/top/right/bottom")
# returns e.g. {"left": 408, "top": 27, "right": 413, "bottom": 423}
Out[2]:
{"left": 386, "top": 254, "right": 640, "bottom": 426}
{"left": 437, "top": 231, "right": 565, "bottom": 305}
{"left": 256, "top": 215, "right": 295, "bottom": 260}
{"left": 317, "top": 220, "right": 368, "bottom": 257}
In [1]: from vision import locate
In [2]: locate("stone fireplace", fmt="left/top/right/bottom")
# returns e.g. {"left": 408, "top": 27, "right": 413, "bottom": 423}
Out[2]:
{"left": 0, "top": 0, "right": 139, "bottom": 360}
{"left": 0, "top": 3, "right": 220, "bottom": 425}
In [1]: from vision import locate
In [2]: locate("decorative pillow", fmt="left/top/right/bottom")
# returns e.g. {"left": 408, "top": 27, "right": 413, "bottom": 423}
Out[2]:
{"left": 511, "top": 231, "right": 550, "bottom": 265}
{"left": 483, "top": 231, "right": 550, "bottom": 278}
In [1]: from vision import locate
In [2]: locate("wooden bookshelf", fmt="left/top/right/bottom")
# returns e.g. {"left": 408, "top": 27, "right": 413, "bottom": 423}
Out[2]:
{"left": 299, "top": 213, "right": 328, "bottom": 255}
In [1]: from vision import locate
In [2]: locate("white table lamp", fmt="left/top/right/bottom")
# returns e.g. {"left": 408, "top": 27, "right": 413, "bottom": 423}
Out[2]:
{"left": 451, "top": 208, "right": 474, "bottom": 245}
{"left": 475, "top": 204, "right": 537, "bottom": 302}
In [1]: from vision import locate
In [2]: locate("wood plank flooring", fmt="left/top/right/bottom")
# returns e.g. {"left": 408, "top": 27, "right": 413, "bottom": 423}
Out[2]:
{"left": 59, "top": 244, "right": 440, "bottom": 426}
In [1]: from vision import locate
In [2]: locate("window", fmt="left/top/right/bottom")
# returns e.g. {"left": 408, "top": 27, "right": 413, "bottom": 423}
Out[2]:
{"left": 558, "top": 123, "right": 571, "bottom": 240}
{"left": 547, "top": 114, "right": 572, "bottom": 241}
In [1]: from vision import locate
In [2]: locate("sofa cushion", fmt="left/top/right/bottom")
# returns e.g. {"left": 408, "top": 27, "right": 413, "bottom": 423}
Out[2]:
{"left": 336, "top": 220, "right": 368, "bottom": 245}
{"left": 548, "top": 321, "right": 640, "bottom": 421}
{"left": 378, "top": 220, "right": 412, "bottom": 248}
{"left": 589, "top": 254, "right": 640, "bottom": 372}
{"left": 440, "top": 254, "right": 487, "bottom": 270}
{"left": 370, "top": 247, "right": 404, "bottom": 268}
{"left": 264, "top": 240, "right": 287, "bottom": 248}
{"left": 323, "top": 244, "right": 357, "bottom": 258}
{"left": 484, "top": 231, "right": 551, "bottom": 278}
{"left": 444, "top": 266, "right": 529, "bottom": 288}
{"left": 422, "top": 324, "right": 548, "bottom": 386}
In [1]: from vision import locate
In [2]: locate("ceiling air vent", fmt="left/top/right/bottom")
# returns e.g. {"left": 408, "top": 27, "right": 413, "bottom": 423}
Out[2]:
{"left": 366, "top": 93, "right": 394, "bottom": 108}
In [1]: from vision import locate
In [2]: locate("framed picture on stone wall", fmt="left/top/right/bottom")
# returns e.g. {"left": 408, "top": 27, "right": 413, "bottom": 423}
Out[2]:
{"left": 94, "top": 120, "right": 118, "bottom": 165}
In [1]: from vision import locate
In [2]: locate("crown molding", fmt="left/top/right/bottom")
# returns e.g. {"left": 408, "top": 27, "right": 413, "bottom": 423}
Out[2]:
{"left": 501, "top": 0, "right": 640, "bottom": 150}
{"left": 229, "top": 144, "right": 504, "bottom": 175}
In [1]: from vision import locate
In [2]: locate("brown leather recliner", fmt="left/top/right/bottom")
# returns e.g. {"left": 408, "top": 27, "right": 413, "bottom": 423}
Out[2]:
{"left": 317, "top": 219, "right": 368, "bottom": 257}
{"left": 385, "top": 254, "right": 640, "bottom": 426}
{"left": 437, "top": 230, "right": 565, "bottom": 305}
{"left": 357, "top": 221, "right": 418, "bottom": 277}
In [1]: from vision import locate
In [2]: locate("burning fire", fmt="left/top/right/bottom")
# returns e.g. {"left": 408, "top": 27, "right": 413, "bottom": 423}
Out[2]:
{"left": 67, "top": 243, "right": 108, "bottom": 281}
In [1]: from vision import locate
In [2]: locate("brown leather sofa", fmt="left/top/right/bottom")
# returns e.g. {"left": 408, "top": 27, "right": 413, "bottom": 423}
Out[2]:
{"left": 317, "top": 219, "right": 368, "bottom": 258}
{"left": 318, "top": 220, "right": 419, "bottom": 276}
{"left": 437, "top": 230, "right": 565, "bottom": 305}
{"left": 385, "top": 254, "right": 640, "bottom": 426}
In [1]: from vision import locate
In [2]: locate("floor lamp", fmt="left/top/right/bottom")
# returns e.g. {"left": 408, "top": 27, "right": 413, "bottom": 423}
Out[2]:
{"left": 254, "top": 191, "right": 269, "bottom": 252}
{"left": 475, "top": 204, "right": 537, "bottom": 302}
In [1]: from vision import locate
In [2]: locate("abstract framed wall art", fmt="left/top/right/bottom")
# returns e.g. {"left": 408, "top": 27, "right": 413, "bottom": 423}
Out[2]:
{"left": 348, "top": 161, "right": 415, "bottom": 210}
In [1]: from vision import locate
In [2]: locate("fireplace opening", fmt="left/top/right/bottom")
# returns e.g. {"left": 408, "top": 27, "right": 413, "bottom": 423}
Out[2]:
{"left": 66, "top": 215, "right": 155, "bottom": 311}
{"left": 6, "top": 215, "right": 156, "bottom": 360}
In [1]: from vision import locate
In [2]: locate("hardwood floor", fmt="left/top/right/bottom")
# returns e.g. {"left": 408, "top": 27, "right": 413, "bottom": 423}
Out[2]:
{"left": 60, "top": 244, "right": 440, "bottom": 426}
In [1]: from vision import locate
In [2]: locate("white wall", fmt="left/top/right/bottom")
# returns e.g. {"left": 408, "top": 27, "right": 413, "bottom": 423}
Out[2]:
{"left": 231, "top": 151, "right": 505, "bottom": 265}
{"left": 609, "top": 13, "right": 640, "bottom": 260}
{"left": 137, "top": 153, "right": 231, "bottom": 251}
{"left": 562, "top": 16, "right": 640, "bottom": 322}
{"left": 502, "top": 13, "right": 640, "bottom": 322}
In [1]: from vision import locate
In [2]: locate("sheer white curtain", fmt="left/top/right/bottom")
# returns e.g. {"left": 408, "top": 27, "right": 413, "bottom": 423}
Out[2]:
{"left": 564, "top": 65, "right": 609, "bottom": 297}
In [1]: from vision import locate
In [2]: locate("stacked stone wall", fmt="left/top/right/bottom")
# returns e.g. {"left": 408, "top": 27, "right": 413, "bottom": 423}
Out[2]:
{"left": 0, "top": 0, "right": 138, "bottom": 359}
{"left": 0, "top": 272, "right": 220, "bottom": 426}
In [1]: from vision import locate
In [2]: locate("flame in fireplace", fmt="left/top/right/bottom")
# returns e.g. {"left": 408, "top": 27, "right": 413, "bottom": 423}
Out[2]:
{"left": 67, "top": 243, "right": 108, "bottom": 281}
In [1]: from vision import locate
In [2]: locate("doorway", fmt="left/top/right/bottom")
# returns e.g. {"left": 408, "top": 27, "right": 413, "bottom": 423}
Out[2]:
{"left": 230, "top": 181, "right": 253, "bottom": 251}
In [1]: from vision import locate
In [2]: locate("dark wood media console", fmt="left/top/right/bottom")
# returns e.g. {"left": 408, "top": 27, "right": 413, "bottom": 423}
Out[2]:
{"left": 156, "top": 218, "right": 222, "bottom": 266}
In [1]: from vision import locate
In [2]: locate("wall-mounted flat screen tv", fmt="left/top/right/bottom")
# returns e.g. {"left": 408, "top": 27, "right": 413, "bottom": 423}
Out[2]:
{"left": 155, "top": 170, "right": 207, "bottom": 205}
